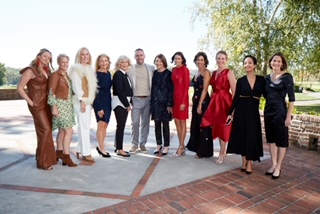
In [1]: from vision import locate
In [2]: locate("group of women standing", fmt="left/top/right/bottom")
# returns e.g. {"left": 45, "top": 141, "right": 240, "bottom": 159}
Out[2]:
{"left": 18, "top": 48, "right": 295, "bottom": 180}
{"left": 167, "top": 50, "right": 294, "bottom": 180}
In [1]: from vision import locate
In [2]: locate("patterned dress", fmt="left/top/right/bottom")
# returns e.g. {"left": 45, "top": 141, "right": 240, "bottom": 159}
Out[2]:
{"left": 48, "top": 74, "right": 75, "bottom": 130}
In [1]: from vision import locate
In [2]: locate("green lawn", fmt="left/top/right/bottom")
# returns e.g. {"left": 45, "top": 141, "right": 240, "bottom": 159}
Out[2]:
{"left": 296, "top": 82, "right": 320, "bottom": 92}
{"left": 295, "top": 105, "right": 320, "bottom": 115}
{"left": 295, "top": 93, "right": 320, "bottom": 101}
{"left": 0, "top": 85, "right": 17, "bottom": 89}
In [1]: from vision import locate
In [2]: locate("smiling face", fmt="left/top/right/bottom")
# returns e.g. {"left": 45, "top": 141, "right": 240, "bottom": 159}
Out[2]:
{"left": 196, "top": 55, "right": 206, "bottom": 70}
{"left": 80, "top": 49, "right": 90, "bottom": 65}
{"left": 134, "top": 50, "right": 145, "bottom": 65}
{"left": 38, "top": 51, "right": 51, "bottom": 66}
{"left": 155, "top": 57, "right": 164, "bottom": 70}
{"left": 216, "top": 53, "right": 227, "bottom": 68}
{"left": 98, "top": 56, "right": 110, "bottom": 71}
{"left": 270, "top": 55, "right": 283, "bottom": 72}
{"left": 243, "top": 57, "right": 256, "bottom": 73}
{"left": 58, "top": 56, "right": 69, "bottom": 72}
{"left": 119, "top": 60, "right": 129, "bottom": 71}
{"left": 174, "top": 54, "right": 183, "bottom": 67}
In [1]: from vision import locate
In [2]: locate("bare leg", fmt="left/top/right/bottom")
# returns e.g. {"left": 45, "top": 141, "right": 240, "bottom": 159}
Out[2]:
{"left": 216, "top": 139, "right": 227, "bottom": 164}
{"left": 174, "top": 119, "right": 185, "bottom": 156}
{"left": 180, "top": 120, "right": 186, "bottom": 147}
{"left": 267, "top": 143, "right": 278, "bottom": 173}
{"left": 62, "top": 128, "right": 73, "bottom": 154}
{"left": 56, "top": 129, "right": 64, "bottom": 150}
{"left": 246, "top": 160, "right": 252, "bottom": 172}
{"left": 241, "top": 156, "right": 247, "bottom": 169}
{"left": 273, "top": 147, "right": 286, "bottom": 176}
{"left": 96, "top": 121, "right": 108, "bottom": 153}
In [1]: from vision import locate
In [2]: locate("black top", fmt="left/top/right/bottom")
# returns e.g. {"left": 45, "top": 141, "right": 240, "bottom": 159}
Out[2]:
{"left": 112, "top": 70, "right": 133, "bottom": 108}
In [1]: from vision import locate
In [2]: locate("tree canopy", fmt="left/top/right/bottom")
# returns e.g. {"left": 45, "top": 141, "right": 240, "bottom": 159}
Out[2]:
{"left": 190, "top": 0, "right": 320, "bottom": 78}
{"left": 0, "top": 63, "right": 7, "bottom": 86}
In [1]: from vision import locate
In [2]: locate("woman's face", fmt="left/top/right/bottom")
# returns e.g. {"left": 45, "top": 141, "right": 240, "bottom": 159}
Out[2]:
{"left": 270, "top": 55, "right": 283, "bottom": 71}
{"left": 243, "top": 57, "right": 255, "bottom": 73}
{"left": 98, "top": 56, "right": 109, "bottom": 71}
{"left": 155, "top": 57, "right": 164, "bottom": 70}
{"left": 58, "top": 57, "right": 69, "bottom": 72}
{"left": 196, "top": 55, "right": 205, "bottom": 69}
{"left": 174, "top": 55, "right": 183, "bottom": 66}
{"left": 216, "top": 53, "right": 227, "bottom": 68}
{"left": 38, "top": 51, "right": 51, "bottom": 66}
{"left": 80, "top": 49, "right": 90, "bottom": 65}
{"left": 119, "top": 60, "right": 129, "bottom": 71}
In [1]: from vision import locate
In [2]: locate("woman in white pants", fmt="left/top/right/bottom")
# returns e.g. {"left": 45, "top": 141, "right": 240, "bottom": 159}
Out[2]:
{"left": 69, "top": 47, "right": 97, "bottom": 162}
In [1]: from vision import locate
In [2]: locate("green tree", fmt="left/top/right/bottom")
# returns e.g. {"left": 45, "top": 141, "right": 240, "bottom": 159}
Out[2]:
{"left": 0, "top": 63, "right": 7, "bottom": 86}
{"left": 190, "top": 0, "right": 320, "bottom": 77}
{"left": 5, "top": 67, "right": 20, "bottom": 85}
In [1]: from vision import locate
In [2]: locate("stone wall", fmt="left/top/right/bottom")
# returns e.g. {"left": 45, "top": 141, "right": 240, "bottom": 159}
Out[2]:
{"left": 0, "top": 89, "right": 23, "bottom": 100}
{"left": 261, "top": 113, "right": 320, "bottom": 153}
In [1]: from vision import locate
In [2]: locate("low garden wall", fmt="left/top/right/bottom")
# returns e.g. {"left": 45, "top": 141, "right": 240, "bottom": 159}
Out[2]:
{"left": 0, "top": 89, "right": 23, "bottom": 100}
{"left": 261, "top": 113, "right": 320, "bottom": 153}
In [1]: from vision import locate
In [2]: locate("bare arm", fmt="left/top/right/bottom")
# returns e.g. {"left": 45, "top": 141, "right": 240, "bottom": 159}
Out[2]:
{"left": 17, "top": 69, "right": 35, "bottom": 106}
{"left": 228, "top": 70, "right": 237, "bottom": 97}
{"left": 197, "top": 69, "right": 211, "bottom": 114}
{"left": 285, "top": 102, "right": 294, "bottom": 127}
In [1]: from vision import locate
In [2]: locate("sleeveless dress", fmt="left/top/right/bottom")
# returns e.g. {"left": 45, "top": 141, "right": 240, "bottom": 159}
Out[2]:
{"left": 227, "top": 75, "right": 265, "bottom": 161}
{"left": 171, "top": 65, "right": 190, "bottom": 120}
{"left": 93, "top": 71, "right": 112, "bottom": 123}
{"left": 201, "top": 69, "right": 232, "bottom": 142}
{"left": 186, "top": 74, "right": 213, "bottom": 157}
{"left": 20, "top": 66, "right": 56, "bottom": 169}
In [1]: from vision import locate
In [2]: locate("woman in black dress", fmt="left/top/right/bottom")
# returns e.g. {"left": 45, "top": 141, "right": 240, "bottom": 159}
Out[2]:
{"left": 186, "top": 52, "right": 213, "bottom": 158}
{"left": 151, "top": 54, "right": 173, "bottom": 155}
{"left": 93, "top": 54, "right": 112, "bottom": 158}
{"left": 226, "top": 55, "right": 265, "bottom": 174}
{"left": 264, "top": 52, "right": 295, "bottom": 179}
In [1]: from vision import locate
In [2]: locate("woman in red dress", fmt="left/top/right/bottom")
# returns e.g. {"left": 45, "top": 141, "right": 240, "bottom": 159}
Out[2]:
{"left": 201, "top": 50, "right": 236, "bottom": 164}
{"left": 171, "top": 52, "right": 190, "bottom": 156}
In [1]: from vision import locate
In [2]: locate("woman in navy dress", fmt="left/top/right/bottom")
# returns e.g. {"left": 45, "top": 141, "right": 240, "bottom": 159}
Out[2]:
{"left": 264, "top": 52, "right": 295, "bottom": 179}
{"left": 186, "top": 52, "right": 213, "bottom": 158}
{"left": 151, "top": 54, "right": 173, "bottom": 155}
{"left": 93, "top": 54, "right": 112, "bottom": 158}
{"left": 227, "top": 55, "right": 265, "bottom": 174}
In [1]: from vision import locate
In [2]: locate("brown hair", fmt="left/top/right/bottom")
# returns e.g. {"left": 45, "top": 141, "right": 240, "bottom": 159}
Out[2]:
{"left": 269, "top": 52, "right": 288, "bottom": 71}
{"left": 171, "top": 51, "right": 187, "bottom": 66}
{"left": 215, "top": 50, "right": 228, "bottom": 60}
{"left": 154, "top": 54, "right": 168, "bottom": 68}
{"left": 193, "top": 52, "right": 209, "bottom": 67}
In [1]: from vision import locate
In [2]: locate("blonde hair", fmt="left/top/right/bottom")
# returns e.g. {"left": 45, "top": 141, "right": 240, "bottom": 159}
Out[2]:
{"left": 30, "top": 48, "right": 54, "bottom": 71}
{"left": 95, "top": 54, "right": 111, "bottom": 71}
{"left": 114, "top": 55, "right": 132, "bottom": 71}
{"left": 74, "top": 47, "right": 92, "bottom": 65}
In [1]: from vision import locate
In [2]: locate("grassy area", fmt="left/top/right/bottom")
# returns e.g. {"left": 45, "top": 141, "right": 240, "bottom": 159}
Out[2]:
{"left": 295, "top": 93, "right": 320, "bottom": 101}
{"left": 296, "top": 82, "right": 320, "bottom": 92}
{"left": 295, "top": 105, "right": 320, "bottom": 115}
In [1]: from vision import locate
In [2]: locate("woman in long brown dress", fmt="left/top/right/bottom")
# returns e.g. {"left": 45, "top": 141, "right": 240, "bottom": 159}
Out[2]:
{"left": 17, "top": 48, "right": 57, "bottom": 170}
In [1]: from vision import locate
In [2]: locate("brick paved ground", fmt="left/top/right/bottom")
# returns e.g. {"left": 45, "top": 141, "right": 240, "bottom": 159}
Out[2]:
{"left": 87, "top": 147, "right": 320, "bottom": 214}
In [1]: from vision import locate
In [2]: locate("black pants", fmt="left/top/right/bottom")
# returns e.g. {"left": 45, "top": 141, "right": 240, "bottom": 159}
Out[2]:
{"left": 114, "top": 106, "right": 128, "bottom": 150}
{"left": 154, "top": 120, "right": 170, "bottom": 147}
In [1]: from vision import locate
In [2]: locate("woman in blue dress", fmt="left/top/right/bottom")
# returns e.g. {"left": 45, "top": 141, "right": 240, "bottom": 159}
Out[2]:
{"left": 151, "top": 54, "right": 173, "bottom": 155}
{"left": 93, "top": 54, "right": 112, "bottom": 158}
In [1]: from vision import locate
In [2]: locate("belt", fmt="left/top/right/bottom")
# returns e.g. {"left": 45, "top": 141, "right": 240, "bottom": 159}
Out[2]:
{"left": 135, "top": 96, "right": 148, "bottom": 98}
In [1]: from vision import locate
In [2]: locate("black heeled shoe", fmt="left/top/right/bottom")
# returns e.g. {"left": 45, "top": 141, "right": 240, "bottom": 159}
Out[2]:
{"left": 272, "top": 170, "right": 281, "bottom": 179}
{"left": 265, "top": 171, "right": 273, "bottom": 176}
{"left": 96, "top": 147, "right": 111, "bottom": 158}
{"left": 153, "top": 146, "right": 162, "bottom": 154}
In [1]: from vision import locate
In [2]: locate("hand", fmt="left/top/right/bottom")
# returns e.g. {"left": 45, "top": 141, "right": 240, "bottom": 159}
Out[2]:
{"left": 180, "top": 104, "right": 186, "bottom": 111}
{"left": 52, "top": 105, "right": 59, "bottom": 117}
{"left": 98, "top": 110, "right": 104, "bottom": 118}
{"left": 285, "top": 116, "right": 292, "bottom": 127}
{"left": 197, "top": 105, "right": 202, "bottom": 114}
{"left": 80, "top": 102, "right": 86, "bottom": 113}
{"left": 28, "top": 100, "right": 34, "bottom": 107}
{"left": 167, "top": 107, "right": 172, "bottom": 114}
{"left": 127, "top": 106, "right": 132, "bottom": 112}
{"left": 226, "top": 115, "right": 233, "bottom": 125}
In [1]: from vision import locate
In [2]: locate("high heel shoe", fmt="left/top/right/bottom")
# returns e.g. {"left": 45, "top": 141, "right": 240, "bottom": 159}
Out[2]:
{"left": 162, "top": 147, "right": 169, "bottom": 156}
{"left": 173, "top": 146, "right": 185, "bottom": 157}
{"left": 96, "top": 147, "right": 111, "bottom": 158}
{"left": 153, "top": 146, "right": 162, "bottom": 154}
{"left": 76, "top": 152, "right": 81, "bottom": 159}
{"left": 272, "top": 169, "right": 281, "bottom": 179}
{"left": 62, "top": 154, "right": 77, "bottom": 167}
{"left": 56, "top": 150, "right": 63, "bottom": 162}
{"left": 216, "top": 154, "right": 226, "bottom": 164}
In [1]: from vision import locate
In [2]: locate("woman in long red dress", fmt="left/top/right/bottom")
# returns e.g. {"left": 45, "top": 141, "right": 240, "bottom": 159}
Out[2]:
{"left": 171, "top": 52, "right": 190, "bottom": 156}
{"left": 201, "top": 50, "right": 236, "bottom": 164}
